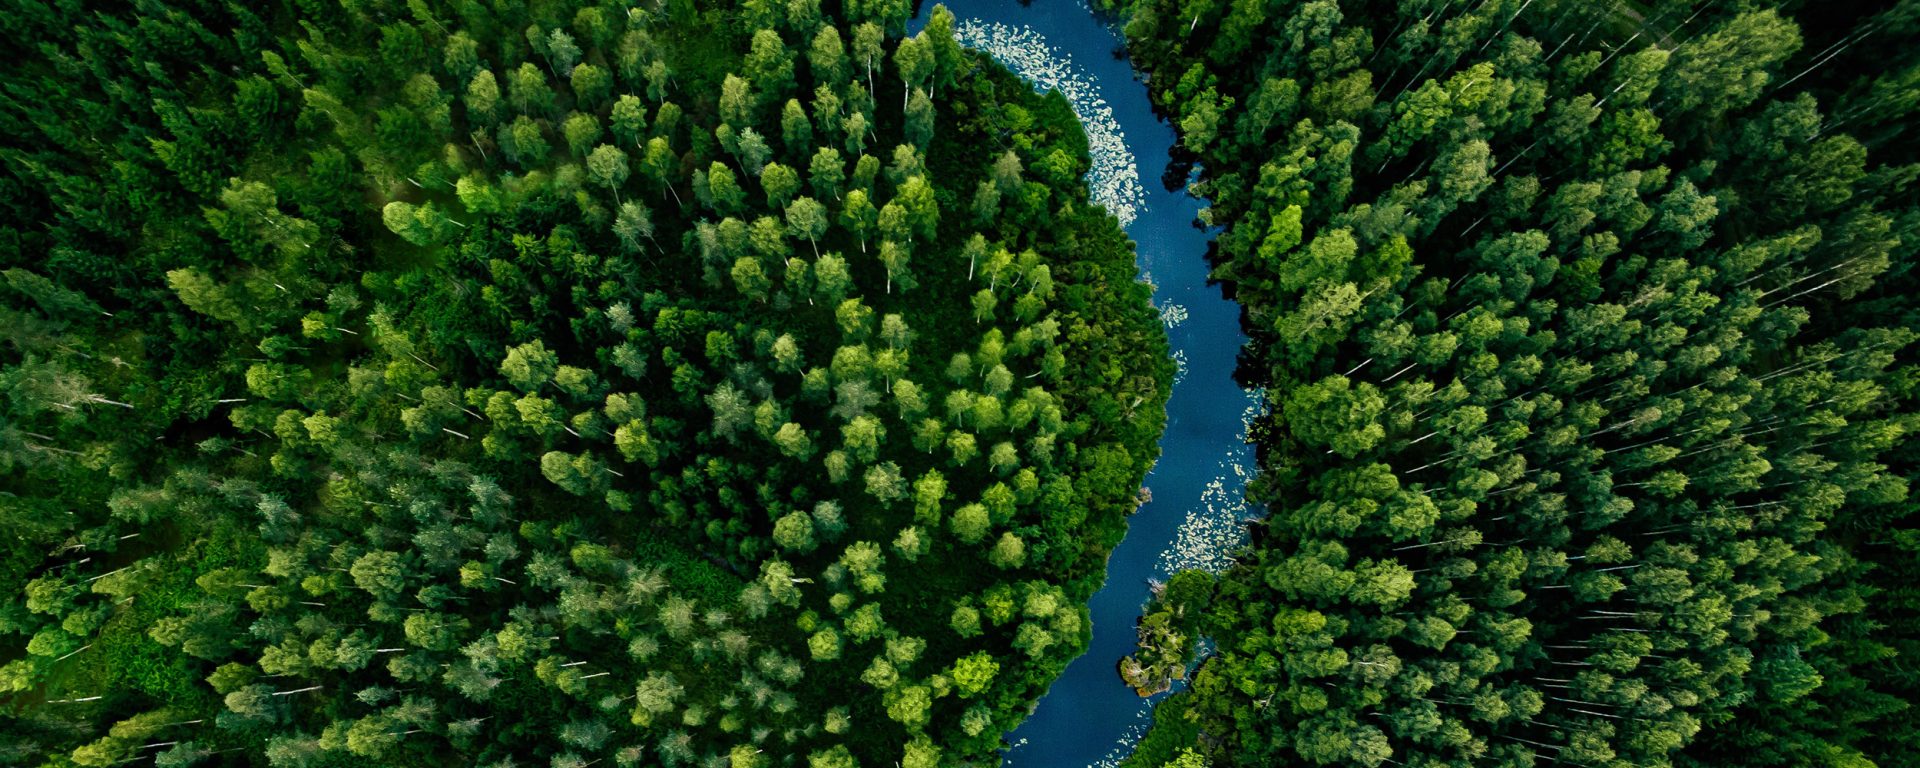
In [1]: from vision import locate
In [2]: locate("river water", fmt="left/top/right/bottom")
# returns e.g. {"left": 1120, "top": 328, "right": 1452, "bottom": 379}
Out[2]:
{"left": 913, "top": 2, "right": 1258, "bottom": 766}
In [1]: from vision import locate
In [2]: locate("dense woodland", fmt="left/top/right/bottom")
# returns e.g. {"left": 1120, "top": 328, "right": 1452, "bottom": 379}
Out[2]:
{"left": 0, "top": 1, "right": 1175, "bottom": 765}
{"left": 1113, "top": 1, "right": 1920, "bottom": 767}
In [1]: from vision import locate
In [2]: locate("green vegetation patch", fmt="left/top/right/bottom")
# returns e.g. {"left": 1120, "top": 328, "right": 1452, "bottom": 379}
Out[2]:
{"left": 0, "top": 1, "right": 1171, "bottom": 766}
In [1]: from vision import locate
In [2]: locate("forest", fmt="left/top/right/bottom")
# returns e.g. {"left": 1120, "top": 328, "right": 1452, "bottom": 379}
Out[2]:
{"left": 1111, "top": 1, "right": 1920, "bottom": 768}
{"left": 0, "top": 1, "right": 1174, "bottom": 766}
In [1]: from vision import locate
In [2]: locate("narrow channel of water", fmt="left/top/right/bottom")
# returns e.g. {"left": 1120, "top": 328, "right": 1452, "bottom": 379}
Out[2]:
{"left": 915, "top": 2, "right": 1258, "bottom": 766}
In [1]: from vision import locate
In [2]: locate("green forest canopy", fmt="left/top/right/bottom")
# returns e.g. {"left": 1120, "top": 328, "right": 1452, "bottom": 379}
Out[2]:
{"left": 0, "top": 1, "right": 1173, "bottom": 766}
{"left": 1112, "top": 1, "right": 1920, "bottom": 768}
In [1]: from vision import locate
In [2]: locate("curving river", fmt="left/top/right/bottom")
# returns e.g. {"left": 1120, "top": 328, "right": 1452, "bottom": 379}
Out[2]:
{"left": 916, "top": 2, "right": 1258, "bottom": 766}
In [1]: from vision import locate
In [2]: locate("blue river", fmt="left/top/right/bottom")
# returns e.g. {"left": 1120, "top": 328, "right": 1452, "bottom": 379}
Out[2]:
{"left": 915, "top": 2, "right": 1256, "bottom": 766}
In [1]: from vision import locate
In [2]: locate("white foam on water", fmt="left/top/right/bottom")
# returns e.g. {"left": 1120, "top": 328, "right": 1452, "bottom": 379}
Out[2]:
{"left": 954, "top": 20, "right": 1148, "bottom": 228}
{"left": 1158, "top": 388, "right": 1268, "bottom": 576}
